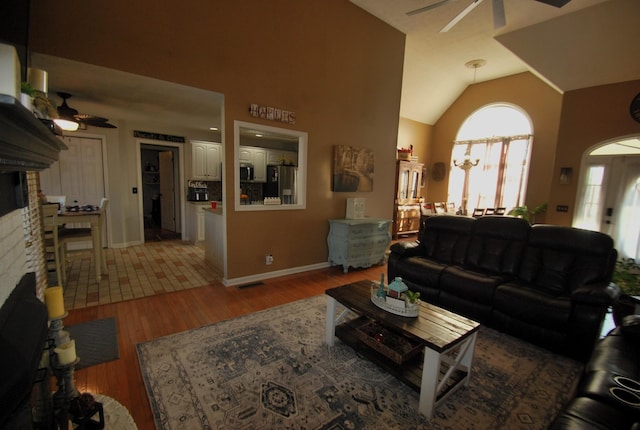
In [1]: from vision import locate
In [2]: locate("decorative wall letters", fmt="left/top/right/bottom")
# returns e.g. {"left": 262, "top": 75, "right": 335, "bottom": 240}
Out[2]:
{"left": 249, "top": 104, "right": 296, "bottom": 125}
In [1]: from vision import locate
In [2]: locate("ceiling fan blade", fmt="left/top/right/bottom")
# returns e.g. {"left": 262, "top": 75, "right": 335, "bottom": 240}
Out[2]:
{"left": 406, "top": 0, "right": 454, "bottom": 16}
{"left": 440, "top": 0, "right": 484, "bottom": 32}
{"left": 492, "top": 0, "right": 505, "bottom": 28}
{"left": 535, "top": 0, "right": 571, "bottom": 7}
{"left": 74, "top": 113, "right": 117, "bottom": 129}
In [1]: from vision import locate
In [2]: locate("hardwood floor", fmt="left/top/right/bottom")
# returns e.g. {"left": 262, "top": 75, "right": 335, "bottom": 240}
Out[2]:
{"left": 65, "top": 263, "right": 387, "bottom": 430}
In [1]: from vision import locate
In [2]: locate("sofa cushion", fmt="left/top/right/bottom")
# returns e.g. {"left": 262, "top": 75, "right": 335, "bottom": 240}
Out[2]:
{"left": 493, "top": 282, "right": 572, "bottom": 330}
{"left": 549, "top": 396, "right": 639, "bottom": 430}
{"left": 397, "top": 256, "right": 447, "bottom": 288}
{"left": 438, "top": 265, "right": 506, "bottom": 322}
{"left": 586, "top": 329, "right": 640, "bottom": 378}
{"left": 464, "top": 215, "right": 530, "bottom": 275}
{"left": 518, "top": 225, "right": 616, "bottom": 296}
{"left": 418, "top": 215, "right": 473, "bottom": 265}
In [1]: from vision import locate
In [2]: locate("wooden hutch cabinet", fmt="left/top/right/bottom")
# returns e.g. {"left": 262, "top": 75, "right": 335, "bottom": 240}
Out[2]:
{"left": 393, "top": 160, "right": 423, "bottom": 238}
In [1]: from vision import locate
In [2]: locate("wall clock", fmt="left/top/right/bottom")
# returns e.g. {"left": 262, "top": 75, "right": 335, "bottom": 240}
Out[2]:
{"left": 631, "top": 92, "right": 640, "bottom": 124}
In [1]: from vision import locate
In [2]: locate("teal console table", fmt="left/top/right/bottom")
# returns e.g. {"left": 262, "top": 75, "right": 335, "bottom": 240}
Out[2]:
{"left": 327, "top": 218, "right": 392, "bottom": 273}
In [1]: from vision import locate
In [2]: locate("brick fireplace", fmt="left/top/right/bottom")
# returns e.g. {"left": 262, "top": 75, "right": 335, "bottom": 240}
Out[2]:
{"left": 0, "top": 172, "right": 48, "bottom": 306}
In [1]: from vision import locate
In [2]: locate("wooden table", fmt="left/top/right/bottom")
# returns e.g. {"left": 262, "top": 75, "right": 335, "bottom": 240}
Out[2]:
{"left": 325, "top": 280, "right": 480, "bottom": 419}
{"left": 56, "top": 210, "right": 105, "bottom": 282}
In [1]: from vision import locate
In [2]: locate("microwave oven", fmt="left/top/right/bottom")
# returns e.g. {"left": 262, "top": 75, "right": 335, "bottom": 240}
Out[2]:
{"left": 240, "top": 163, "right": 255, "bottom": 181}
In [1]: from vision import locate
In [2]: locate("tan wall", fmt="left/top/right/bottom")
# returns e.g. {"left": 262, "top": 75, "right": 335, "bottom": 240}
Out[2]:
{"left": 397, "top": 117, "right": 433, "bottom": 199}
{"left": 28, "top": 0, "right": 405, "bottom": 280}
{"left": 430, "top": 72, "right": 563, "bottom": 222}
{"left": 549, "top": 79, "right": 640, "bottom": 225}
{"left": 426, "top": 73, "right": 640, "bottom": 227}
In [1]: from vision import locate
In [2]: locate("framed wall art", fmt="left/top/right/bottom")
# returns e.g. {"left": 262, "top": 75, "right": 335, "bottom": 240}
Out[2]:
{"left": 332, "top": 145, "right": 374, "bottom": 192}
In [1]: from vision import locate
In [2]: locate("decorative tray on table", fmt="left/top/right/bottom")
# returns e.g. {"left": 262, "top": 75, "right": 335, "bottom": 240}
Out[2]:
{"left": 370, "top": 282, "right": 420, "bottom": 318}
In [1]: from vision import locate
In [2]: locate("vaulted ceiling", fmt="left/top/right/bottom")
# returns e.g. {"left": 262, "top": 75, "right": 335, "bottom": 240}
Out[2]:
{"left": 350, "top": 0, "right": 639, "bottom": 124}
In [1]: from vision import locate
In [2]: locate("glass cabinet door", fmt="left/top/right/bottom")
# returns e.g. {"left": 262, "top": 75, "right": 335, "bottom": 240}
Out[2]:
{"left": 398, "top": 169, "right": 409, "bottom": 199}
{"left": 396, "top": 161, "right": 423, "bottom": 202}
{"left": 410, "top": 170, "right": 420, "bottom": 198}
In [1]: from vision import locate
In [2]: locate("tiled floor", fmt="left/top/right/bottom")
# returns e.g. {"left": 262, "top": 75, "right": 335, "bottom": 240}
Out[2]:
{"left": 61, "top": 240, "right": 222, "bottom": 310}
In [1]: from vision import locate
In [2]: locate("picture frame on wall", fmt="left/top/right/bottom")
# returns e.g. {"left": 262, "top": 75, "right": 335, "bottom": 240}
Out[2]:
{"left": 332, "top": 145, "right": 374, "bottom": 192}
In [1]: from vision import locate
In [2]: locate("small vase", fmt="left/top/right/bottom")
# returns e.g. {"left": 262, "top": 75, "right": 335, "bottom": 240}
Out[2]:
{"left": 20, "top": 93, "right": 33, "bottom": 112}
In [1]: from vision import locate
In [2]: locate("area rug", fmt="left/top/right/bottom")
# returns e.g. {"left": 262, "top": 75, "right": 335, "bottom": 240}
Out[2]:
{"left": 67, "top": 317, "right": 119, "bottom": 370}
{"left": 136, "top": 296, "right": 583, "bottom": 429}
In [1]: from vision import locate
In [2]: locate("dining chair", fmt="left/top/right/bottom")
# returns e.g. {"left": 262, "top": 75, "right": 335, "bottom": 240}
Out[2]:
{"left": 40, "top": 203, "right": 64, "bottom": 287}
{"left": 59, "top": 198, "right": 109, "bottom": 283}
{"left": 484, "top": 208, "right": 496, "bottom": 215}
{"left": 46, "top": 195, "right": 66, "bottom": 213}
{"left": 472, "top": 208, "right": 485, "bottom": 218}
{"left": 495, "top": 207, "right": 506, "bottom": 215}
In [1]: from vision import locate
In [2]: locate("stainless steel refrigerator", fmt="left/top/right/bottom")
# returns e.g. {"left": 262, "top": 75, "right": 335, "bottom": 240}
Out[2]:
{"left": 264, "top": 165, "right": 297, "bottom": 204}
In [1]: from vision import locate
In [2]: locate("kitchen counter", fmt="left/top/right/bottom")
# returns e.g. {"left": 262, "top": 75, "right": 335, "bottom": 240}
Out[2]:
{"left": 203, "top": 207, "right": 223, "bottom": 216}
{"left": 186, "top": 202, "right": 222, "bottom": 244}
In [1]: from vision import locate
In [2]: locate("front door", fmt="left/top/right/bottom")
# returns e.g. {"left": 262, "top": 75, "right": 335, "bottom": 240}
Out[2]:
{"left": 607, "top": 158, "right": 640, "bottom": 259}
{"left": 574, "top": 146, "right": 640, "bottom": 259}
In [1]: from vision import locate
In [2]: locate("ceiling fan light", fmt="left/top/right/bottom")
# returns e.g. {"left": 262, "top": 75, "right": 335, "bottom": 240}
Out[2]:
{"left": 53, "top": 118, "right": 79, "bottom": 131}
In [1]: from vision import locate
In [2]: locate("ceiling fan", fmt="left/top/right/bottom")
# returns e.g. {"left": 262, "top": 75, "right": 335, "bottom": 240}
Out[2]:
{"left": 406, "top": 0, "right": 571, "bottom": 32}
{"left": 56, "top": 92, "right": 117, "bottom": 129}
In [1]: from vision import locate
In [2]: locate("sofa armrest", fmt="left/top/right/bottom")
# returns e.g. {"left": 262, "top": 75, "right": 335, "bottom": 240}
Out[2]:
{"left": 571, "top": 282, "right": 620, "bottom": 306}
{"left": 389, "top": 241, "right": 423, "bottom": 258}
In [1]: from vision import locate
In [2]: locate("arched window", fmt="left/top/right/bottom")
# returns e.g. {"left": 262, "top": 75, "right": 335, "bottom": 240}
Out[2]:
{"left": 447, "top": 104, "right": 533, "bottom": 215}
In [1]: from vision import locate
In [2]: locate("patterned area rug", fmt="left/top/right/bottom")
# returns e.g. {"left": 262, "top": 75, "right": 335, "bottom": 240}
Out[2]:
{"left": 136, "top": 296, "right": 583, "bottom": 429}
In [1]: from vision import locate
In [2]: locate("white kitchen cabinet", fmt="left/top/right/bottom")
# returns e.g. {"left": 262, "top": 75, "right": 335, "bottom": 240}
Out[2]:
{"left": 187, "top": 202, "right": 209, "bottom": 243}
{"left": 191, "top": 141, "right": 221, "bottom": 181}
{"left": 267, "top": 150, "right": 297, "bottom": 166}
{"left": 252, "top": 148, "right": 267, "bottom": 182}
{"left": 238, "top": 146, "right": 267, "bottom": 182}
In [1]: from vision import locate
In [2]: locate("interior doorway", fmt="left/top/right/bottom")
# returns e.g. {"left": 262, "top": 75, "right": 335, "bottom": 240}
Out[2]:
{"left": 139, "top": 143, "right": 182, "bottom": 241}
{"left": 573, "top": 136, "right": 640, "bottom": 259}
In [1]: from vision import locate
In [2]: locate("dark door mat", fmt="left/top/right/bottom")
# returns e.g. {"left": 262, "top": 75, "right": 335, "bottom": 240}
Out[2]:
{"left": 66, "top": 317, "right": 119, "bottom": 370}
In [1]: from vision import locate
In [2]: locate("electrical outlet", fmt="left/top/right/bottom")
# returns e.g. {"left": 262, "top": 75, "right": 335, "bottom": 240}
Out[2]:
{"left": 266, "top": 254, "right": 273, "bottom": 265}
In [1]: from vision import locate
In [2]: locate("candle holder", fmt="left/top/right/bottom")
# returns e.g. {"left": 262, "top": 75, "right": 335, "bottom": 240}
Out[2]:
{"left": 49, "top": 312, "right": 70, "bottom": 347}
{"left": 51, "top": 352, "right": 80, "bottom": 430}
{"left": 32, "top": 339, "right": 56, "bottom": 429}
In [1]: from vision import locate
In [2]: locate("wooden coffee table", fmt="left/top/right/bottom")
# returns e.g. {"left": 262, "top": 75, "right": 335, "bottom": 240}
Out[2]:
{"left": 325, "top": 280, "right": 480, "bottom": 419}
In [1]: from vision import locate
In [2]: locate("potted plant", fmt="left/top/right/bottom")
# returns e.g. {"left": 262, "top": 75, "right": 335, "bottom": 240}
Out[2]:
{"left": 405, "top": 290, "right": 420, "bottom": 304}
{"left": 611, "top": 257, "right": 640, "bottom": 325}
{"left": 19, "top": 82, "right": 36, "bottom": 110}
{"left": 507, "top": 203, "right": 547, "bottom": 224}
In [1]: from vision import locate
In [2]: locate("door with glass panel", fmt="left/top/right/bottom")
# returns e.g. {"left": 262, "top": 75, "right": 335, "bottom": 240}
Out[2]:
{"left": 573, "top": 140, "right": 640, "bottom": 259}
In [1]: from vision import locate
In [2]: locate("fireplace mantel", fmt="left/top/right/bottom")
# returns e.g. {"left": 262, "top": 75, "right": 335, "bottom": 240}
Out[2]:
{"left": 0, "top": 94, "right": 67, "bottom": 172}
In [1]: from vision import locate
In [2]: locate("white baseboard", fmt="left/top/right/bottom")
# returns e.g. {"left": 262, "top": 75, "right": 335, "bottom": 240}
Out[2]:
{"left": 223, "top": 262, "right": 330, "bottom": 287}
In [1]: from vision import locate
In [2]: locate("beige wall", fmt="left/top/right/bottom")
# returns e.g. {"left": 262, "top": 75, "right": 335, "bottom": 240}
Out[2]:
{"left": 28, "top": 0, "right": 405, "bottom": 280}
{"left": 404, "top": 73, "right": 640, "bottom": 227}
{"left": 427, "top": 72, "right": 563, "bottom": 222}
{"left": 549, "top": 79, "right": 640, "bottom": 225}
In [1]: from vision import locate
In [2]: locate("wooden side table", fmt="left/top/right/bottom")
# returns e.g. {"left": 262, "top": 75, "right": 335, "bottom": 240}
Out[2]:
{"left": 327, "top": 218, "right": 391, "bottom": 273}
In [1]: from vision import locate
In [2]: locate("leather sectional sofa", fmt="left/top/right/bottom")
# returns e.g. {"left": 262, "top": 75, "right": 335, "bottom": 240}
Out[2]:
{"left": 387, "top": 215, "right": 620, "bottom": 362}
{"left": 549, "top": 320, "right": 640, "bottom": 429}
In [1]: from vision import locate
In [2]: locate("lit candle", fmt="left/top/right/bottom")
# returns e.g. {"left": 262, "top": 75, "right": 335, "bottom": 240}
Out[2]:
{"left": 55, "top": 340, "right": 77, "bottom": 366}
{"left": 44, "top": 286, "right": 65, "bottom": 319}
